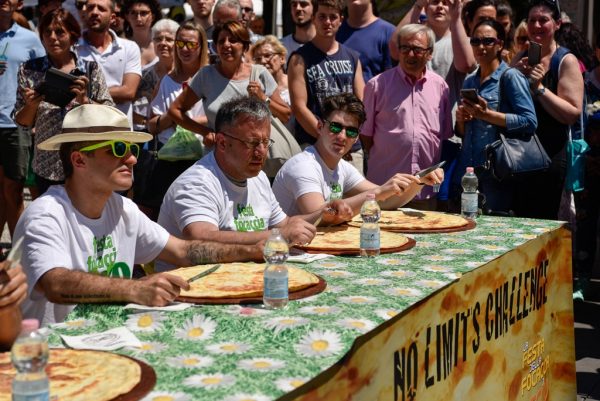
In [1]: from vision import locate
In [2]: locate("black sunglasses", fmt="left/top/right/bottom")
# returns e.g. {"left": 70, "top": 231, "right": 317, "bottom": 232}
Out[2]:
{"left": 470, "top": 37, "right": 500, "bottom": 47}
{"left": 325, "top": 120, "right": 360, "bottom": 138}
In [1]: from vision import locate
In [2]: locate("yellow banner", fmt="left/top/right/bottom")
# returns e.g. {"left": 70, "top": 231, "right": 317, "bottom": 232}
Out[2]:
{"left": 286, "top": 227, "right": 575, "bottom": 401}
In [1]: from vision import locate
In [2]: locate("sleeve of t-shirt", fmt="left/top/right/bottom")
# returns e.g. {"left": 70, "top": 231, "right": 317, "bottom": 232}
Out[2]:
{"left": 150, "top": 78, "right": 167, "bottom": 115}
{"left": 32, "top": 37, "right": 46, "bottom": 58}
{"left": 189, "top": 66, "right": 207, "bottom": 100}
{"left": 133, "top": 207, "right": 170, "bottom": 264}
{"left": 171, "top": 175, "right": 224, "bottom": 231}
{"left": 278, "top": 157, "right": 325, "bottom": 200}
{"left": 124, "top": 40, "right": 142, "bottom": 77}
{"left": 340, "top": 160, "right": 366, "bottom": 193}
{"left": 362, "top": 78, "right": 378, "bottom": 138}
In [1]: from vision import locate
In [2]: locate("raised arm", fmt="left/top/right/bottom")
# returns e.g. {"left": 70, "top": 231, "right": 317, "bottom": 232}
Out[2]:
{"left": 449, "top": 0, "right": 476, "bottom": 73}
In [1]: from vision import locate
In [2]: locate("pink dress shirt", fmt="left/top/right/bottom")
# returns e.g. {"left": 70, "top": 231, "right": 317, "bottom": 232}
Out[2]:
{"left": 362, "top": 66, "right": 452, "bottom": 199}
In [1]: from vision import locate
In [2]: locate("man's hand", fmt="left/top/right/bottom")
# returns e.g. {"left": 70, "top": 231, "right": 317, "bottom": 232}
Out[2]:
{"left": 419, "top": 168, "right": 444, "bottom": 186}
{"left": 0, "top": 262, "right": 28, "bottom": 308}
{"left": 279, "top": 216, "right": 317, "bottom": 246}
{"left": 381, "top": 173, "right": 421, "bottom": 197}
{"left": 322, "top": 199, "right": 353, "bottom": 225}
{"left": 133, "top": 273, "right": 190, "bottom": 306}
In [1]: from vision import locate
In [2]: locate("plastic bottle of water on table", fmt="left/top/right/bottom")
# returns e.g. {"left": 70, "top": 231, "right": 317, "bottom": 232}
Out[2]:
{"left": 360, "top": 193, "right": 381, "bottom": 257}
{"left": 11, "top": 319, "right": 49, "bottom": 401}
{"left": 263, "top": 228, "right": 289, "bottom": 309}
{"left": 461, "top": 167, "right": 479, "bottom": 219}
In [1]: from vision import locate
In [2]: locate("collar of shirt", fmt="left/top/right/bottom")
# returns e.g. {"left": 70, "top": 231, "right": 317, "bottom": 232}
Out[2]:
{"left": 78, "top": 29, "right": 122, "bottom": 52}
{"left": 0, "top": 22, "right": 18, "bottom": 40}
{"left": 474, "top": 60, "right": 507, "bottom": 85}
{"left": 396, "top": 65, "right": 429, "bottom": 86}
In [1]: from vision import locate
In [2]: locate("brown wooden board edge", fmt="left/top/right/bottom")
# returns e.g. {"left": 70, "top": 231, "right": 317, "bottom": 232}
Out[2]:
{"left": 111, "top": 353, "right": 156, "bottom": 401}
{"left": 347, "top": 218, "right": 476, "bottom": 234}
{"left": 297, "top": 236, "right": 416, "bottom": 255}
{"left": 175, "top": 275, "right": 327, "bottom": 305}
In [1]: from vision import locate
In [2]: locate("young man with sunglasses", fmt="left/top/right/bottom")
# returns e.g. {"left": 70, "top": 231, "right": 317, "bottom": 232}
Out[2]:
{"left": 77, "top": 0, "right": 141, "bottom": 128}
{"left": 157, "top": 96, "right": 352, "bottom": 271}
{"left": 362, "top": 24, "right": 452, "bottom": 211}
{"left": 273, "top": 93, "right": 443, "bottom": 217}
{"left": 14, "top": 105, "right": 263, "bottom": 325}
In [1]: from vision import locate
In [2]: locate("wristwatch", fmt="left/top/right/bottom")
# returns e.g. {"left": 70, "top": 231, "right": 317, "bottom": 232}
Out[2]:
{"left": 265, "top": 97, "right": 271, "bottom": 105}
{"left": 533, "top": 85, "right": 546, "bottom": 97}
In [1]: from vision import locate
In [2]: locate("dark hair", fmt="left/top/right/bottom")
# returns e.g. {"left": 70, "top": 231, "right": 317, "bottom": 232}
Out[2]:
{"left": 213, "top": 20, "right": 251, "bottom": 52}
{"left": 526, "top": 0, "right": 560, "bottom": 21}
{"left": 321, "top": 93, "right": 366, "bottom": 126}
{"left": 311, "top": 0, "right": 344, "bottom": 16}
{"left": 38, "top": 8, "right": 81, "bottom": 43}
{"left": 555, "top": 22, "right": 597, "bottom": 71}
{"left": 122, "top": 0, "right": 162, "bottom": 37}
{"left": 59, "top": 141, "right": 98, "bottom": 179}
{"left": 496, "top": 1, "right": 514, "bottom": 53}
{"left": 464, "top": 0, "right": 498, "bottom": 23}
{"left": 472, "top": 18, "right": 506, "bottom": 61}
{"left": 215, "top": 96, "right": 270, "bottom": 133}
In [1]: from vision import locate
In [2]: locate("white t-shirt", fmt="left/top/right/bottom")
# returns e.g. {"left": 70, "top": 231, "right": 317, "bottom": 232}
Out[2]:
{"left": 151, "top": 74, "right": 205, "bottom": 144}
{"left": 157, "top": 152, "right": 286, "bottom": 271}
{"left": 14, "top": 186, "right": 170, "bottom": 326}
{"left": 272, "top": 146, "right": 364, "bottom": 216}
{"left": 76, "top": 31, "right": 142, "bottom": 128}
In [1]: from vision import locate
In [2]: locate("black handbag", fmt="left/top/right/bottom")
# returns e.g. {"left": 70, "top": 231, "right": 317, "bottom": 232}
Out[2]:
{"left": 484, "top": 68, "right": 551, "bottom": 181}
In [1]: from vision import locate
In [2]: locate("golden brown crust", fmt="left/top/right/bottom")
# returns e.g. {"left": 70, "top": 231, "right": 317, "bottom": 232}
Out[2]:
{"left": 302, "top": 226, "right": 410, "bottom": 251}
{"left": 348, "top": 210, "right": 469, "bottom": 231}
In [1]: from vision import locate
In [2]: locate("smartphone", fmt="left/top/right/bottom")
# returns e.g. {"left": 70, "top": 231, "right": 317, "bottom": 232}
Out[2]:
{"left": 460, "top": 89, "right": 478, "bottom": 104}
{"left": 528, "top": 41, "right": 542, "bottom": 66}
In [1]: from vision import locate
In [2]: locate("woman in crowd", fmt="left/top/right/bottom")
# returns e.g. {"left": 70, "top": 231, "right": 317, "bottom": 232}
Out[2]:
{"left": 463, "top": 0, "right": 497, "bottom": 35}
{"left": 14, "top": 8, "right": 113, "bottom": 196}
{"left": 123, "top": 0, "right": 162, "bottom": 68}
{"left": 512, "top": 0, "right": 584, "bottom": 219}
{"left": 169, "top": 20, "right": 290, "bottom": 142}
{"left": 512, "top": 20, "right": 529, "bottom": 58}
{"left": 454, "top": 19, "right": 536, "bottom": 214}
{"left": 496, "top": 1, "right": 515, "bottom": 63}
{"left": 139, "top": 21, "right": 209, "bottom": 220}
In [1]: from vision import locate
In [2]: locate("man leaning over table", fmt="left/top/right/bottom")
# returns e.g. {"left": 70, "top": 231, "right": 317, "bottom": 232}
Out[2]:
{"left": 272, "top": 93, "right": 444, "bottom": 217}
{"left": 157, "top": 96, "right": 352, "bottom": 272}
{"left": 14, "top": 105, "right": 263, "bottom": 326}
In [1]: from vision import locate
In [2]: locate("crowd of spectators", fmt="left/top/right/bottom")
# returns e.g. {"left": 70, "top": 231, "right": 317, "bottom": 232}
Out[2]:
{"left": 0, "top": 0, "right": 598, "bottom": 300}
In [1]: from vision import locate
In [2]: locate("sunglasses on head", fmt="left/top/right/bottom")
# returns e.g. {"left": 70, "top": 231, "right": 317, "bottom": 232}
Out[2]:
{"left": 175, "top": 40, "right": 200, "bottom": 50}
{"left": 325, "top": 120, "right": 360, "bottom": 138}
{"left": 79, "top": 140, "right": 140, "bottom": 158}
{"left": 469, "top": 37, "right": 500, "bottom": 46}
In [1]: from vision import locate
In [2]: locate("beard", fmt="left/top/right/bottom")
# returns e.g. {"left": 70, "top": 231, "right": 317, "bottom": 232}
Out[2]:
{"left": 295, "top": 19, "right": 313, "bottom": 28}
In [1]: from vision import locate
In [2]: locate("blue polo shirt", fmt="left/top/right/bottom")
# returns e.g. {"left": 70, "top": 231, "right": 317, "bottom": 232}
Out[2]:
{"left": 0, "top": 23, "right": 45, "bottom": 128}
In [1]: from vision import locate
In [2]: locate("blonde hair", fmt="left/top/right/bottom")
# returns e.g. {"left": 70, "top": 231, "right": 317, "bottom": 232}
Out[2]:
{"left": 173, "top": 21, "right": 209, "bottom": 76}
{"left": 251, "top": 35, "right": 287, "bottom": 59}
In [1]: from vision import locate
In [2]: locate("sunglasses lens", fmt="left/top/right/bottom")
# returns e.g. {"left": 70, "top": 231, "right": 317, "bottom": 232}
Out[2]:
{"left": 175, "top": 40, "right": 184, "bottom": 48}
{"left": 329, "top": 122, "right": 342, "bottom": 134}
{"left": 346, "top": 128, "right": 359, "bottom": 138}
{"left": 483, "top": 38, "right": 496, "bottom": 46}
{"left": 113, "top": 141, "right": 127, "bottom": 157}
{"left": 130, "top": 144, "right": 140, "bottom": 158}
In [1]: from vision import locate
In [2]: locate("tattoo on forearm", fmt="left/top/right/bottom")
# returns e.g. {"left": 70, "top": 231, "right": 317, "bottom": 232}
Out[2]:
{"left": 186, "top": 242, "right": 221, "bottom": 265}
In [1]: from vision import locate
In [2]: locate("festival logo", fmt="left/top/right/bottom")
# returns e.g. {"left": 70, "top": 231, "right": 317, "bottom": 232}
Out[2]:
{"left": 86, "top": 235, "right": 131, "bottom": 278}
{"left": 233, "top": 203, "right": 266, "bottom": 232}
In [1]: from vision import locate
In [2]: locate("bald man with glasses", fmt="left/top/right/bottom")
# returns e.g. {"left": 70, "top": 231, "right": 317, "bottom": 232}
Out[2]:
{"left": 157, "top": 96, "right": 352, "bottom": 271}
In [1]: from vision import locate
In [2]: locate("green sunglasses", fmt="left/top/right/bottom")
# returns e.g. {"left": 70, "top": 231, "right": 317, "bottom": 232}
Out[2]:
{"left": 79, "top": 140, "right": 141, "bottom": 158}
{"left": 325, "top": 120, "right": 360, "bottom": 138}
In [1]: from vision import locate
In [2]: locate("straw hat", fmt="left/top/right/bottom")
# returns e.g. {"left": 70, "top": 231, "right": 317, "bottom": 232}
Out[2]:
{"left": 38, "top": 105, "right": 153, "bottom": 151}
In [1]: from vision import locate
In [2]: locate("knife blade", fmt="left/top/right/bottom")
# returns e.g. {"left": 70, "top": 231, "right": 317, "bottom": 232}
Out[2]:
{"left": 416, "top": 160, "right": 446, "bottom": 178}
{"left": 187, "top": 264, "right": 221, "bottom": 283}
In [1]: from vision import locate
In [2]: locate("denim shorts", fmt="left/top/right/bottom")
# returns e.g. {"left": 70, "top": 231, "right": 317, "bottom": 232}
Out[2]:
{"left": 0, "top": 127, "right": 31, "bottom": 181}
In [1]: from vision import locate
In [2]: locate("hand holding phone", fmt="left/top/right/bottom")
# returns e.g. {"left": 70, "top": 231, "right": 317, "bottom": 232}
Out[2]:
{"left": 460, "top": 89, "right": 479, "bottom": 104}
{"left": 528, "top": 41, "right": 542, "bottom": 66}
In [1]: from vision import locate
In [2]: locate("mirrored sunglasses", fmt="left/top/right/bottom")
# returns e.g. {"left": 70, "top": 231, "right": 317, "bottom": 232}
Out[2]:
{"left": 326, "top": 120, "right": 360, "bottom": 138}
{"left": 175, "top": 40, "right": 200, "bottom": 50}
{"left": 79, "top": 140, "right": 140, "bottom": 158}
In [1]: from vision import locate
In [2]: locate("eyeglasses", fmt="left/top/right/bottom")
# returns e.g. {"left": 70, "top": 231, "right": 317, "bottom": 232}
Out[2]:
{"left": 253, "top": 52, "right": 277, "bottom": 63}
{"left": 79, "top": 140, "right": 140, "bottom": 158}
{"left": 325, "top": 120, "right": 360, "bottom": 138}
{"left": 175, "top": 40, "right": 200, "bottom": 50}
{"left": 220, "top": 132, "right": 274, "bottom": 149}
{"left": 516, "top": 35, "right": 529, "bottom": 45}
{"left": 469, "top": 37, "right": 500, "bottom": 47}
{"left": 398, "top": 45, "right": 432, "bottom": 56}
{"left": 128, "top": 10, "right": 151, "bottom": 18}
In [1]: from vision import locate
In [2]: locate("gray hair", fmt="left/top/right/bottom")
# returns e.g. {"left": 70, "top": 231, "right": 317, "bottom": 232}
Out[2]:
{"left": 396, "top": 24, "right": 435, "bottom": 51}
{"left": 214, "top": 0, "right": 242, "bottom": 20}
{"left": 151, "top": 19, "right": 180, "bottom": 37}
{"left": 215, "top": 96, "right": 271, "bottom": 133}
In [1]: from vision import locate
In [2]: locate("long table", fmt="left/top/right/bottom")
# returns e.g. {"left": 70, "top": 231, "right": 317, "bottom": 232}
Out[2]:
{"left": 47, "top": 216, "right": 576, "bottom": 401}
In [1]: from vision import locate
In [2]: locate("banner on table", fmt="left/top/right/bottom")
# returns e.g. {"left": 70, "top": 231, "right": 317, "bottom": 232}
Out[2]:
{"left": 285, "top": 226, "right": 575, "bottom": 401}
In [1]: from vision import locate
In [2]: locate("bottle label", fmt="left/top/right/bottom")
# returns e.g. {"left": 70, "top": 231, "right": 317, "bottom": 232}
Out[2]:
{"left": 360, "top": 228, "right": 380, "bottom": 249}
{"left": 12, "top": 391, "right": 50, "bottom": 401}
{"left": 264, "top": 275, "right": 288, "bottom": 299}
{"left": 461, "top": 193, "right": 478, "bottom": 213}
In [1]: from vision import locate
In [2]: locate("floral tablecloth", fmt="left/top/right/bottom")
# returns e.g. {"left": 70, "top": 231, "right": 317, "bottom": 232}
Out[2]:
{"left": 46, "top": 217, "right": 564, "bottom": 401}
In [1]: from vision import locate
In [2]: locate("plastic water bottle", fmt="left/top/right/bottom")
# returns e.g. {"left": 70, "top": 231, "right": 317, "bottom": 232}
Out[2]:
{"left": 11, "top": 319, "right": 50, "bottom": 401}
{"left": 360, "top": 193, "right": 381, "bottom": 257}
{"left": 461, "top": 167, "right": 479, "bottom": 219}
{"left": 263, "top": 229, "right": 289, "bottom": 309}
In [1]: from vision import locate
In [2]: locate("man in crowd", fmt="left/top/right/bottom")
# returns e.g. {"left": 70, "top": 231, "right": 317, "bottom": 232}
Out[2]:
{"left": 188, "top": 0, "right": 215, "bottom": 46}
{"left": 337, "top": 0, "right": 395, "bottom": 83}
{"left": 77, "top": 0, "right": 141, "bottom": 128}
{"left": 15, "top": 105, "right": 262, "bottom": 325}
{"left": 239, "top": 0, "right": 262, "bottom": 43}
{"left": 212, "top": 0, "right": 241, "bottom": 27}
{"left": 362, "top": 24, "right": 452, "bottom": 211}
{"left": 273, "top": 93, "right": 444, "bottom": 216}
{"left": 158, "top": 96, "right": 351, "bottom": 271}
{"left": 0, "top": 0, "right": 45, "bottom": 246}
{"left": 288, "top": 0, "right": 364, "bottom": 173}
{"left": 280, "top": 0, "right": 315, "bottom": 66}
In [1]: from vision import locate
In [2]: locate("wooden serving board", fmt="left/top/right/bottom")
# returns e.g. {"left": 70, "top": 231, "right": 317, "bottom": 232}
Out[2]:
{"left": 112, "top": 355, "right": 156, "bottom": 401}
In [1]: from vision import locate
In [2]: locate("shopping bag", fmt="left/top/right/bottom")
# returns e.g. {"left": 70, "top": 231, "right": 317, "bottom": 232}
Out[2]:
{"left": 157, "top": 126, "right": 203, "bottom": 161}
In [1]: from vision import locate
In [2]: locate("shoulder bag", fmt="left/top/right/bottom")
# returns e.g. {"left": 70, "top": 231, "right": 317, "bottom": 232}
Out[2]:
{"left": 485, "top": 68, "right": 551, "bottom": 181}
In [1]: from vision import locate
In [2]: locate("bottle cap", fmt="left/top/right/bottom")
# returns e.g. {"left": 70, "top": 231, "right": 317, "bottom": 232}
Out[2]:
{"left": 466, "top": 167, "right": 474, "bottom": 173}
{"left": 21, "top": 319, "right": 40, "bottom": 332}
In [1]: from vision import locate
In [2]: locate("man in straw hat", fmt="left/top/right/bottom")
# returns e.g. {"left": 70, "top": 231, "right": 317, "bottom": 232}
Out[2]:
{"left": 14, "top": 104, "right": 263, "bottom": 325}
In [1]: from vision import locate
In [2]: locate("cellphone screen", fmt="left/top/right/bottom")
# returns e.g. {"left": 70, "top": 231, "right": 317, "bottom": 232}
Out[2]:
{"left": 461, "top": 89, "right": 478, "bottom": 103}
{"left": 528, "top": 42, "right": 542, "bottom": 66}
